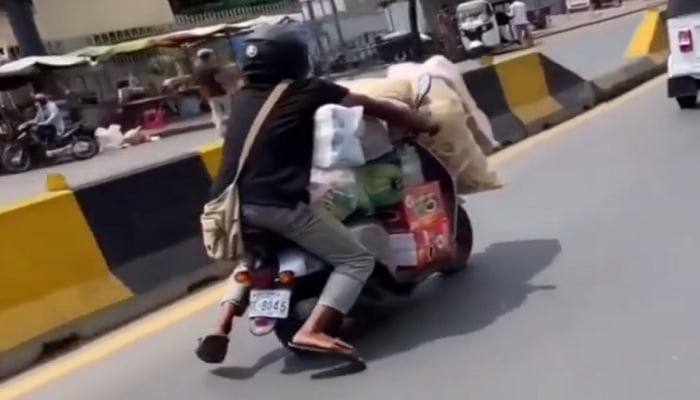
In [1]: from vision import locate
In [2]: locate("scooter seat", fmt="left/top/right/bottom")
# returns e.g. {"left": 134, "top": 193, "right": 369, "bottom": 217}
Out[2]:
{"left": 241, "top": 225, "right": 292, "bottom": 259}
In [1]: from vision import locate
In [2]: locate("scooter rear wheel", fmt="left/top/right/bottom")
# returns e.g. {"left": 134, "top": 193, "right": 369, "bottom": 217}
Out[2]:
{"left": 440, "top": 206, "right": 474, "bottom": 275}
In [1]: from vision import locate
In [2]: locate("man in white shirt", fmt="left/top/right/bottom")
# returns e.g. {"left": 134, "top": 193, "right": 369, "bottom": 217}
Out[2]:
{"left": 30, "top": 93, "right": 65, "bottom": 147}
{"left": 508, "top": 0, "right": 532, "bottom": 47}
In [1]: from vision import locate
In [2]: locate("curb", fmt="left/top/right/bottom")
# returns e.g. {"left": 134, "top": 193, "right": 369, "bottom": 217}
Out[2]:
{"left": 535, "top": 1, "right": 666, "bottom": 40}
{"left": 0, "top": 261, "right": 230, "bottom": 380}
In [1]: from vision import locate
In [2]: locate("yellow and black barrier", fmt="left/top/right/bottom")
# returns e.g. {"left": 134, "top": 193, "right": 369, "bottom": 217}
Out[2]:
{"left": 0, "top": 150, "right": 230, "bottom": 378}
{"left": 593, "top": 6, "right": 668, "bottom": 102}
{"left": 463, "top": 51, "right": 595, "bottom": 145}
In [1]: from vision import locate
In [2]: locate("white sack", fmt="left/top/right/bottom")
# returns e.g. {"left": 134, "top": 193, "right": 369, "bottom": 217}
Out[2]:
{"left": 313, "top": 104, "right": 366, "bottom": 168}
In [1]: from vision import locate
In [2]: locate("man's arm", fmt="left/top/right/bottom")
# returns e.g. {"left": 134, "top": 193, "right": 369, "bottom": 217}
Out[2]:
{"left": 341, "top": 92, "right": 439, "bottom": 135}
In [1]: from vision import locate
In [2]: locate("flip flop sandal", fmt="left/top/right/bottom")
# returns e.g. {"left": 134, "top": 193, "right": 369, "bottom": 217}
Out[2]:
{"left": 287, "top": 342, "right": 365, "bottom": 365}
{"left": 195, "top": 335, "right": 230, "bottom": 364}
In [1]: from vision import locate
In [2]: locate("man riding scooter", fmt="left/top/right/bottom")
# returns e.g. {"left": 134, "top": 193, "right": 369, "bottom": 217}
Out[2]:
{"left": 195, "top": 24, "right": 440, "bottom": 363}
{"left": 29, "top": 93, "right": 65, "bottom": 148}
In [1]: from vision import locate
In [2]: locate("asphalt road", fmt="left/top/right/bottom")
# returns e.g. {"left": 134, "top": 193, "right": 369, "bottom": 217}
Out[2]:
{"left": 533, "top": 11, "right": 644, "bottom": 79}
{"left": 0, "top": 11, "right": 644, "bottom": 207}
{"left": 8, "top": 77, "right": 700, "bottom": 400}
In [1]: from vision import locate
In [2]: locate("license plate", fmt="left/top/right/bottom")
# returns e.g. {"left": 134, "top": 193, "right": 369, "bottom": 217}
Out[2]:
{"left": 248, "top": 289, "right": 291, "bottom": 319}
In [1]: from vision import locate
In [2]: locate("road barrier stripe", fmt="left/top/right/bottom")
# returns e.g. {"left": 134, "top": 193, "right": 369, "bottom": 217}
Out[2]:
{"left": 539, "top": 53, "right": 596, "bottom": 116}
{"left": 72, "top": 153, "right": 213, "bottom": 295}
{"left": 0, "top": 191, "right": 132, "bottom": 353}
{"left": 463, "top": 66, "right": 527, "bottom": 145}
{"left": 494, "top": 52, "right": 564, "bottom": 133}
{"left": 198, "top": 140, "right": 224, "bottom": 180}
{"left": 625, "top": 8, "right": 668, "bottom": 59}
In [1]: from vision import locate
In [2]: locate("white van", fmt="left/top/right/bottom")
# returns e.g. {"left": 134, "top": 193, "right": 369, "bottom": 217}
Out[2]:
{"left": 667, "top": 0, "right": 700, "bottom": 108}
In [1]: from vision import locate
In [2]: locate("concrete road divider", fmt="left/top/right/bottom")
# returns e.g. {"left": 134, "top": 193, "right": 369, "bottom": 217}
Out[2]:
{"left": 0, "top": 191, "right": 133, "bottom": 377}
{"left": 594, "top": 7, "right": 669, "bottom": 102}
{"left": 0, "top": 14, "right": 669, "bottom": 377}
{"left": 0, "top": 152, "right": 231, "bottom": 379}
{"left": 464, "top": 52, "right": 595, "bottom": 145}
{"left": 592, "top": 53, "right": 666, "bottom": 102}
{"left": 73, "top": 153, "right": 213, "bottom": 294}
{"left": 625, "top": 8, "right": 668, "bottom": 59}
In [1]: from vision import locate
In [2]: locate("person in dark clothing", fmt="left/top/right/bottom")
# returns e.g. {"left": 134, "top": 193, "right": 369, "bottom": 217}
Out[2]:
{"left": 193, "top": 48, "right": 230, "bottom": 136}
{"left": 196, "top": 24, "right": 439, "bottom": 364}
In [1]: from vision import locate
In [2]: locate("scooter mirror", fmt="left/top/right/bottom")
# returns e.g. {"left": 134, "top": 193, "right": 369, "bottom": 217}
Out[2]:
{"left": 415, "top": 74, "right": 432, "bottom": 107}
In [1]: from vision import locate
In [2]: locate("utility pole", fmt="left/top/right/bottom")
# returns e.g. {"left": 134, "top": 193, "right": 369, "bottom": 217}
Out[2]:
{"left": 328, "top": 0, "right": 345, "bottom": 50}
{"left": 300, "top": 0, "right": 327, "bottom": 73}
{"left": 407, "top": 0, "right": 422, "bottom": 60}
{"left": 0, "top": 0, "right": 46, "bottom": 56}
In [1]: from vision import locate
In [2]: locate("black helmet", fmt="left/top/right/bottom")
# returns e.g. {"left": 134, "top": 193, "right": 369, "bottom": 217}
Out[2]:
{"left": 241, "top": 23, "right": 310, "bottom": 83}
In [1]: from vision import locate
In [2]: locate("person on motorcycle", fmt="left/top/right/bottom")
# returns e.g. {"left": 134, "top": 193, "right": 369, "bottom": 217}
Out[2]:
{"left": 30, "top": 93, "right": 65, "bottom": 147}
{"left": 196, "top": 24, "right": 439, "bottom": 363}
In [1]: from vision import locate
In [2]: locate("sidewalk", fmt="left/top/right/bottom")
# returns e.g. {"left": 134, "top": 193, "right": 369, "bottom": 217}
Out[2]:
{"left": 535, "top": 0, "right": 665, "bottom": 38}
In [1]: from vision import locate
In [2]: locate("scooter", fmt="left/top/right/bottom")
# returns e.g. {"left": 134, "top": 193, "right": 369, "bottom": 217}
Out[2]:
{"left": 236, "top": 75, "right": 474, "bottom": 356}
{"left": 1, "top": 120, "right": 99, "bottom": 173}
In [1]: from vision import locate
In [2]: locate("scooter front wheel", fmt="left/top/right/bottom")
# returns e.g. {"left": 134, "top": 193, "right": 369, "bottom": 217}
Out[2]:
{"left": 1, "top": 144, "right": 32, "bottom": 173}
{"left": 440, "top": 206, "right": 474, "bottom": 275}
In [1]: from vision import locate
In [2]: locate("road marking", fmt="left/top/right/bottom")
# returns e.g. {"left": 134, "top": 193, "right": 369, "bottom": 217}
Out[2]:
{"left": 0, "top": 75, "right": 665, "bottom": 399}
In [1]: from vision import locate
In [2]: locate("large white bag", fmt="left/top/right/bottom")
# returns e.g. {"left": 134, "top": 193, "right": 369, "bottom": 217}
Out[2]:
{"left": 313, "top": 104, "right": 366, "bottom": 168}
{"left": 386, "top": 58, "right": 503, "bottom": 193}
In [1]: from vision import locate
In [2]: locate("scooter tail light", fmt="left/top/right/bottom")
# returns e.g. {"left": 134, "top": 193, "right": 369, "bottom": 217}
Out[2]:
{"left": 679, "top": 29, "right": 693, "bottom": 53}
{"left": 278, "top": 271, "right": 296, "bottom": 286}
{"left": 233, "top": 269, "right": 252, "bottom": 286}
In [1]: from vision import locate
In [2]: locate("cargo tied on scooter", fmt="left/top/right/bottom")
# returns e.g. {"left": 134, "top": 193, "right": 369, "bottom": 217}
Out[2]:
{"left": 234, "top": 56, "right": 503, "bottom": 356}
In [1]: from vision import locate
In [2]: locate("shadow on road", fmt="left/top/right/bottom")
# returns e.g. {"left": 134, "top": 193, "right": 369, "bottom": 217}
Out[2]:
{"left": 211, "top": 238, "right": 561, "bottom": 379}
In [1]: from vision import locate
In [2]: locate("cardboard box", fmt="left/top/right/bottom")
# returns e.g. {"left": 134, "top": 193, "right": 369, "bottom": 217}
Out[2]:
{"left": 388, "top": 217, "right": 454, "bottom": 268}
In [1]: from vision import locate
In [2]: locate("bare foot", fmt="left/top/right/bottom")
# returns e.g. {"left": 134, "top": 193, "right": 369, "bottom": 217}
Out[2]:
{"left": 292, "top": 331, "right": 356, "bottom": 355}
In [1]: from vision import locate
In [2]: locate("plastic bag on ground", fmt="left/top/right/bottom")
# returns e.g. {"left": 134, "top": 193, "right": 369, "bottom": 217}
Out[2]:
{"left": 313, "top": 104, "right": 366, "bottom": 168}
{"left": 95, "top": 124, "right": 124, "bottom": 151}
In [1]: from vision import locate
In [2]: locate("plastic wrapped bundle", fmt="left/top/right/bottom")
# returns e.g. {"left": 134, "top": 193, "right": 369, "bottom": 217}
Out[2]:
{"left": 313, "top": 104, "right": 366, "bottom": 168}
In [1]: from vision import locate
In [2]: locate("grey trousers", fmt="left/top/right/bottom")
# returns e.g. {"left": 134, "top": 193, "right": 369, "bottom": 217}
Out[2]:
{"left": 221, "top": 202, "right": 375, "bottom": 314}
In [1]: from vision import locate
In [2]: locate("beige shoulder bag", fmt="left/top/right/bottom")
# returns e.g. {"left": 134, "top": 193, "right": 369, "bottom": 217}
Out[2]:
{"left": 200, "top": 80, "right": 291, "bottom": 260}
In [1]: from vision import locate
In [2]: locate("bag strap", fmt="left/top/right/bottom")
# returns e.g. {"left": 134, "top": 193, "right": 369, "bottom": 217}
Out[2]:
{"left": 228, "top": 80, "right": 290, "bottom": 188}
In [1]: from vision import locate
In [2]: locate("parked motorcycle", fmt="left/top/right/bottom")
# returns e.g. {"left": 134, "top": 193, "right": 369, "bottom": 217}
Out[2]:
{"left": 234, "top": 75, "right": 475, "bottom": 356}
{"left": 1, "top": 120, "right": 99, "bottom": 173}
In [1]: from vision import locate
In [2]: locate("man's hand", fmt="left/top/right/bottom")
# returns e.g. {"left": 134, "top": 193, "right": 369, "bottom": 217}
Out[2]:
{"left": 342, "top": 92, "right": 440, "bottom": 135}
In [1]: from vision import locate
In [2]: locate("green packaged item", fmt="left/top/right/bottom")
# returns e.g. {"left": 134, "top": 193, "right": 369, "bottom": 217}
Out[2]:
{"left": 318, "top": 188, "right": 358, "bottom": 220}
{"left": 357, "top": 162, "right": 404, "bottom": 208}
{"left": 309, "top": 168, "right": 374, "bottom": 221}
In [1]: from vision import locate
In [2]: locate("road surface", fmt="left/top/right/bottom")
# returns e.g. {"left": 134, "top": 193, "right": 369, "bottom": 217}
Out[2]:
{"left": 5, "top": 76, "right": 699, "bottom": 400}
{"left": 0, "top": 11, "right": 645, "bottom": 207}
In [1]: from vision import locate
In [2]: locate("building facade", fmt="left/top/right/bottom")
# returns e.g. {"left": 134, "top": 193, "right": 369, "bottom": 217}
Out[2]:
{"left": 0, "top": 0, "right": 175, "bottom": 46}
